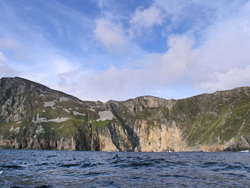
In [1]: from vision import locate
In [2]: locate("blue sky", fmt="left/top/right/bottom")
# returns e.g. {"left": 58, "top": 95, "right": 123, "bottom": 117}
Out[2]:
{"left": 0, "top": 0, "right": 250, "bottom": 102}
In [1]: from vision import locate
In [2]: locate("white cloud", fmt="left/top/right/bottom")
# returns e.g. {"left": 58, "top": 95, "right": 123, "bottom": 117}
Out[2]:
{"left": 53, "top": 35, "right": 199, "bottom": 101}
{"left": 197, "top": 66, "right": 250, "bottom": 92}
{"left": 199, "top": 16, "right": 250, "bottom": 70}
{"left": 129, "top": 4, "right": 164, "bottom": 36}
{"left": 48, "top": 1, "right": 250, "bottom": 102}
{"left": 194, "top": 1, "right": 250, "bottom": 93}
{"left": 159, "top": 35, "right": 197, "bottom": 84}
{"left": 94, "top": 18, "right": 127, "bottom": 53}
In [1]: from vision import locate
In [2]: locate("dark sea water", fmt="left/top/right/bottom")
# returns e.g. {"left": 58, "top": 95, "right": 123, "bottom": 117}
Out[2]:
{"left": 0, "top": 149, "right": 250, "bottom": 188}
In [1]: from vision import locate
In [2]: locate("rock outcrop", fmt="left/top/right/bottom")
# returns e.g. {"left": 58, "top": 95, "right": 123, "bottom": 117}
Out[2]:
{"left": 0, "top": 77, "right": 250, "bottom": 152}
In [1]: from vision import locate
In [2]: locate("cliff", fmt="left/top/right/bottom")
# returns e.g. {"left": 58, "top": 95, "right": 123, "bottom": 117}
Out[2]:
{"left": 0, "top": 77, "right": 250, "bottom": 152}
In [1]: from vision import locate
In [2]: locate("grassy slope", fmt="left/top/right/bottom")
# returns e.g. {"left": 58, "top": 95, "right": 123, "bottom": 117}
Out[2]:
{"left": 170, "top": 89, "right": 250, "bottom": 146}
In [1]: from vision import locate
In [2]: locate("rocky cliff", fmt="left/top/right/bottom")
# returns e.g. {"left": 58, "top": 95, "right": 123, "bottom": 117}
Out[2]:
{"left": 0, "top": 77, "right": 250, "bottom": 152}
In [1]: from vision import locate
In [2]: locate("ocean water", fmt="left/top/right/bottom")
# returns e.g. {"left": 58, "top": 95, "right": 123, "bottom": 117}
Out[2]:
{"left": 0, "top": 149, "right": 250, "bottom": 187}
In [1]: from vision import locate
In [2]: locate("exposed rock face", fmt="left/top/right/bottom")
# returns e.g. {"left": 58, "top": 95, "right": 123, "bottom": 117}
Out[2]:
{"left": 0, "top": 77, "right": 250, "bottom": 152}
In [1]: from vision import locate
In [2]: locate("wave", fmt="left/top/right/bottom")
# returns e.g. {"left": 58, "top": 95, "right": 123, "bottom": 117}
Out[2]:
{"left": 1, "top": 150, "right": 250, "bottom": 187}
{"left": 0, "top": 164, "right": 24, "bottom": 170}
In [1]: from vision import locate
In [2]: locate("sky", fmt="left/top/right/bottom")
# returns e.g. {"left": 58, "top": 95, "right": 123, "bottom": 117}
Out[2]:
{"left": 0, "top": 0, "right": 250, "bottom": 102}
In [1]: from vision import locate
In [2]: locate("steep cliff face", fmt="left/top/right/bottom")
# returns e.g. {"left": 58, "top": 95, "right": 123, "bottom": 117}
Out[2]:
{"left": 0, "top": 77, "right": 250, "bottom": 151}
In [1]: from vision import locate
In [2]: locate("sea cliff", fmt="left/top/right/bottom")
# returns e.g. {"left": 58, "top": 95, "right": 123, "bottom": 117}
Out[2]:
{"left": 1, "top": 77, "right": 250, "bottom": 152}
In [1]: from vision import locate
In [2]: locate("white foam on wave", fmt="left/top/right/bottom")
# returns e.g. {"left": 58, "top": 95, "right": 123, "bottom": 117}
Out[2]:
{"left": 0, "top": 171, "right": 3, "bottom": 175}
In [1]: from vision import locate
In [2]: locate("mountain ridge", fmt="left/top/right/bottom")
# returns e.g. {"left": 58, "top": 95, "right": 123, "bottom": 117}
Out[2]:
{"left": 0, "top": 77, "right": 250, "bottom": 152}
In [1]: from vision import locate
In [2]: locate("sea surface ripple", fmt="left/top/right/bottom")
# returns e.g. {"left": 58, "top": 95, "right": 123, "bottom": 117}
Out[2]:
{"left": 0, "top": 149, "right": 250, "bottom": 187}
